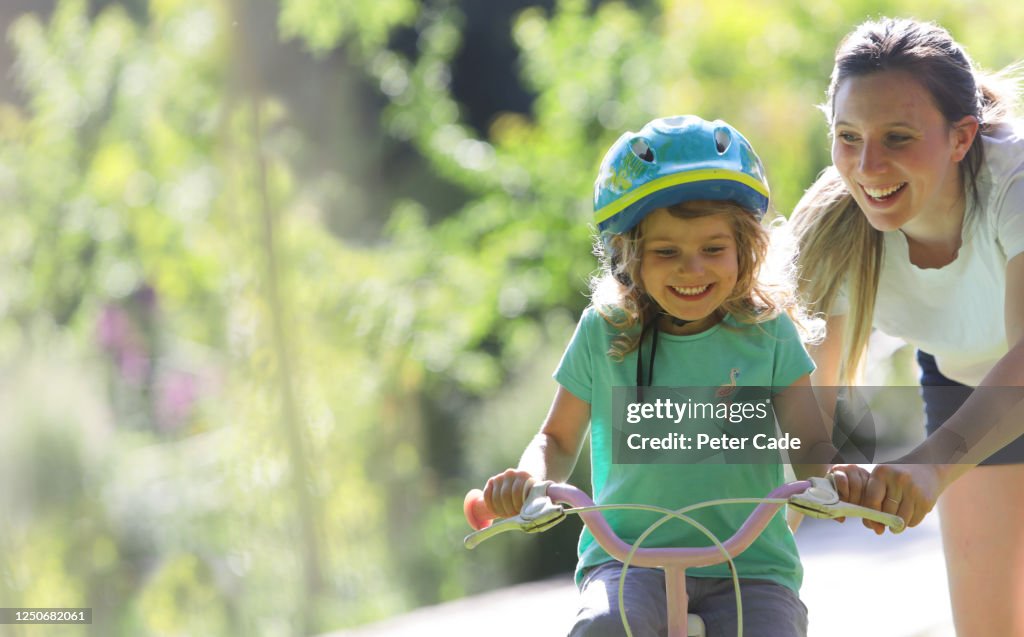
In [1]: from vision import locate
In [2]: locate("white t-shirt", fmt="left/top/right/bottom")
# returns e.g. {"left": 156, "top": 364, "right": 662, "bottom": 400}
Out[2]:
{"left": 871, "top": 121, "right": 1024, "bottom": 385}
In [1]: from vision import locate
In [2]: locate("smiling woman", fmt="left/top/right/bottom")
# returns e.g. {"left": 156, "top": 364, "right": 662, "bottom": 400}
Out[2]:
{"left": 830, "top": 70, "right": 976, "bottom": 245}
{"left": 789, "top": 17, "right": 1024, "bottom": 636}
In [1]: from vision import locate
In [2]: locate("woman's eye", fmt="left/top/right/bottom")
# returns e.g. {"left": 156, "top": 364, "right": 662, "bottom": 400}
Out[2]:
{"left": 837, "top": 132, "right": 859, "bottom": 143}
{"left": 887, "top": 134, "right": 911, "bottom": 144}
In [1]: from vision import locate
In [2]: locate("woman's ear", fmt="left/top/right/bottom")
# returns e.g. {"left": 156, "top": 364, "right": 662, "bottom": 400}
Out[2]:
{"left": 951, "top": 115, "right": 980, "bottom": 162}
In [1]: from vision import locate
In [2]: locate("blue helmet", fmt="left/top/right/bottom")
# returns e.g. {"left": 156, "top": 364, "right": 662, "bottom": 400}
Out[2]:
{"left": 593, "top": 115, "right": 770, "bottom": 239}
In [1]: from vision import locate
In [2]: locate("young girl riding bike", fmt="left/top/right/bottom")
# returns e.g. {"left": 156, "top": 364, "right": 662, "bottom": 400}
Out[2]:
{"left": 481, "top": 115, "right": 848, "bottom": 637}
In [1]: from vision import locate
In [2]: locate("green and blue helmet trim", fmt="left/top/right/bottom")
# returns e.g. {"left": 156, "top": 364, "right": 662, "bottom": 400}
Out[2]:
{"left": 593, "top": 115, "right": 770, "bottom": 239}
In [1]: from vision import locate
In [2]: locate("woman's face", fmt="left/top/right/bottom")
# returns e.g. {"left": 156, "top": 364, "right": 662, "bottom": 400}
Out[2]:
{"left": 639, "top": 208, "right": 738, "bottom": 334}
{"left": 831, "top": 70, "right": 976, "bottom": 234}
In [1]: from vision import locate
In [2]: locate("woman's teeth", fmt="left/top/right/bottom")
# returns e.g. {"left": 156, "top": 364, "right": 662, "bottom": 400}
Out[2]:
{"left": 863, "top": 183, "right": 906, "bottom": 199}
{"left": 672, "top": 284, "right": 710, "bottom": 296}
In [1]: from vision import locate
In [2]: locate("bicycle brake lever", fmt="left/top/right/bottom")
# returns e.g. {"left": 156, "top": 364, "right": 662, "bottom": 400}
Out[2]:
{"left": 463, "top": 481, "right": 566, "bottom": 549}
{"left": 789, "top": 476, "right": 906, "bottom": 533}
{"left": 789, "top": 475, "right": 840, "bottom": 509}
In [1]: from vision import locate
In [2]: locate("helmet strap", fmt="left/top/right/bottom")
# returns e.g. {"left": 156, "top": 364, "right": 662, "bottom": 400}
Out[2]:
{"left": 636, "top": 313, "right": 657, "bottom": 390}
{"left": 636, "top": 309, "right": 694, "bottom": 393}
{"left": 664, "top": 313, "right": 692, "bottom": 328}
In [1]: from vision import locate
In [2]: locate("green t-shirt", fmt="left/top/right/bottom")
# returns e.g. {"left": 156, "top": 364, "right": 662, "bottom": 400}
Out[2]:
{"left": 554, "top": 307, "right": 815, "bottom": 592}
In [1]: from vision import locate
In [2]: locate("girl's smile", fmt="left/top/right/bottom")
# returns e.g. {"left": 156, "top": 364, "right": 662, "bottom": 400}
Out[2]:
{"left": 640, "top": 209, "right": 738, "bottom": 334}
{"left": 669, "top": 283, "right": 713, "bottom": 298}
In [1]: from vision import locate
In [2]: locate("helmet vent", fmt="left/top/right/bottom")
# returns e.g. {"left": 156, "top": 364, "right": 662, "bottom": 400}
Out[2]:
{"left": 630, "top": 139, "right": 655, "bottom": 163}
{"left": 714, "top": 127, "right": 732, "bottom": 154}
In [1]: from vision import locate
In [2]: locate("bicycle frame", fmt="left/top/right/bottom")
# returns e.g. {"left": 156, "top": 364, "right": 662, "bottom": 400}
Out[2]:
{"left": 464, "top": 477, "right": 904, "bottom": 637}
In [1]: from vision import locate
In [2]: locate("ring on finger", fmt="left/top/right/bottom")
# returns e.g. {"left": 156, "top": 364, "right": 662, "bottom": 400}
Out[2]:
{"left": 885, "top": 496, "right": 900, "bottom": 506}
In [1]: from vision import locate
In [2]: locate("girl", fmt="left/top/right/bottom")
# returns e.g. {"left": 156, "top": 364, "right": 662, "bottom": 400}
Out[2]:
{"left": 790, "top": 17, "right": 1024, "bottom": 636}
{"left": 483, "top": 115, "right": 840, "bottom": 637}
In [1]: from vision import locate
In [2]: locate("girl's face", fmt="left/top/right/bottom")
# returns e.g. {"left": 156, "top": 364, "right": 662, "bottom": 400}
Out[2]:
{"left": 640, "top": 208, "right": 738, "bottom": 334}
{"left": 830, "top": 70, "right": 976, "bottom": 235}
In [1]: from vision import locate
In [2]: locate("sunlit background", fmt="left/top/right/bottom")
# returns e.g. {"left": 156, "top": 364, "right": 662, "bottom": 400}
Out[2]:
{"left": 0, "top": 1, "right": 1020, "bottom": 635}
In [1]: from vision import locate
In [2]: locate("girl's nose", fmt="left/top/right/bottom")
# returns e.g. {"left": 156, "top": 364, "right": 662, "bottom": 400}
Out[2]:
{"left": 678, "top": 254, "right": 704, "bottom": 274}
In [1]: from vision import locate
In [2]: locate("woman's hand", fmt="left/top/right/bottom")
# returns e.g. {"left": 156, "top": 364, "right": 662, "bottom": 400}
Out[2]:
{"left": 863, "top": 463, "right": 943, "bottom": 533}
{"left": 482, "top": 468, "right": 537, "bottom": 519}
{"left": 831, "top": 463, "right": 944, "bottom": 533}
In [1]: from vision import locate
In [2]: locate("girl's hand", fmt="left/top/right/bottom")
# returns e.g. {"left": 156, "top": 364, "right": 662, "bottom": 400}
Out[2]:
{"left": 483, "top": 469, "right": 537, "bottom": 519}
{"left": 828, "top": 464, "right": 871, "bottom": 525}
{"left": 829, "top": 464, "right": 870, "bottom": 504}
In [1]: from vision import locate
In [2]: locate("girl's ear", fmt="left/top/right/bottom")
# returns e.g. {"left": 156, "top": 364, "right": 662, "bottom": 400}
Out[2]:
{"left": 614, "top": 261, "right": 639, "bottom": 288}
{"left": 950, "top": 115, "right": 980, "bottom": 162}
{"left": 610, "top": 231, "right": 642, "bottom": 288}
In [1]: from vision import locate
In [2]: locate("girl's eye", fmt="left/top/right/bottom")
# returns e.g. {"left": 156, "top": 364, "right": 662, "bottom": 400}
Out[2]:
{"left": 704, "top": 246, "right": 726, "bottom": 255}
{"left": 653, "top": 248, "right": 676, "bottom": 257}
{"left": 887, "top": 134, "right": 911, "bottom": 144}
{"left": 837, "top": 132, "right": 860, "bottom": 143}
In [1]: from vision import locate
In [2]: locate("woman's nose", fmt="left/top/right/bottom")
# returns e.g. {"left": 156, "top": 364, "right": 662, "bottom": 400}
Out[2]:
{"left": 859, "top": 140, "right": 888, "bottom": 175}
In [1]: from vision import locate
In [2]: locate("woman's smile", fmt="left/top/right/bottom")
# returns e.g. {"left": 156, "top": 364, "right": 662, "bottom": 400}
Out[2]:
{"left": 831, "top": 69, "right": 974, "bottom": 236}
{"left": 860, "top": 182, "right": 907, "bottom": 203}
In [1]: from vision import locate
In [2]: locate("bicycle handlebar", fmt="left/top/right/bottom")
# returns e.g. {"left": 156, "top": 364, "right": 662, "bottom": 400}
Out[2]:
{"left": 463, "top": 481, "right": 567, "bottom": 548}
{"left": 463, "top": 476, "right": 905, "bottom": 565}
{"left": 787, "top": 476, "right": 907, "bottom": 532}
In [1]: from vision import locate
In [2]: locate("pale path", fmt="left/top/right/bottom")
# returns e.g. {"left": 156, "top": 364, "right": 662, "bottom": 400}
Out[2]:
{"left": 325, "top": 513, "right": 953, "bottom": 637}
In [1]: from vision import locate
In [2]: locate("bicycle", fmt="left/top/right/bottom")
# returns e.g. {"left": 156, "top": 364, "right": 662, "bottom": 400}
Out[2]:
{"left": 464, "top": 476, "right": 905, "bottom": 637}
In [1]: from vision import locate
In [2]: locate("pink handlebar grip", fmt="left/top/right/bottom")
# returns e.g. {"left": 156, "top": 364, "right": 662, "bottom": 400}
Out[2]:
{"left": 464, "top": 489, "right": 498, "bottom": 531}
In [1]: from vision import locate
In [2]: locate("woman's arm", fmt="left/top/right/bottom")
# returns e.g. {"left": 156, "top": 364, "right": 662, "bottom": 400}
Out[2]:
{"left": 802, "top": 314, "right": 882, "bottom": 525}
{"left": 807, "top": 314, "right": 845, "bottom": 437}
{"left": 897, "top": 252, "right": 1024, "bottom": 470}
{"left": 861, "top": 252, "right": 1024, "bottom": 531}
{"left": 806, "top": 313, "right": 937, "bottom": 530}
{"left": 483, "top": 385, "right": 590, "bottom": 518}
{"left": 808, "top": 314, "right": 846, "bottom": 389}
{"left": 772, "top": 374, "right": 838, "bottom": 479}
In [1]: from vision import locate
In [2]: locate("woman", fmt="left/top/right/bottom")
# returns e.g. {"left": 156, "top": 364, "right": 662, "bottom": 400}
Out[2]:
{"left": 790, "top": 18, "right": 1024, "bottom": 635}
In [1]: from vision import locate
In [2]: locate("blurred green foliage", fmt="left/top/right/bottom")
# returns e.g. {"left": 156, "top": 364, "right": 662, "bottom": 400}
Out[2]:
{"left": 0, "top": 0, "right": 1021, "bottom": 635}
